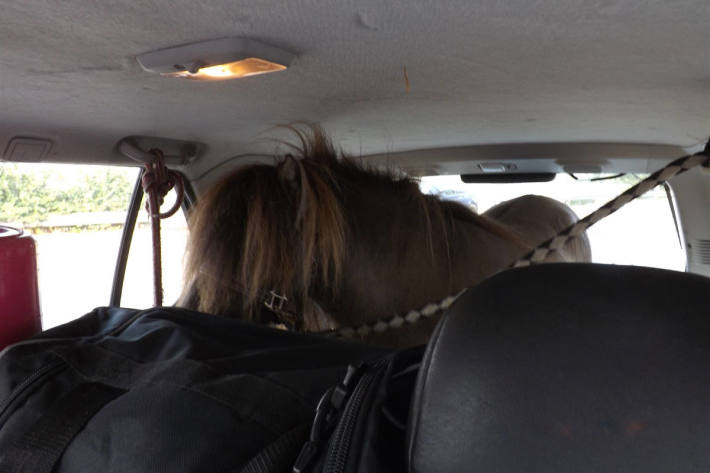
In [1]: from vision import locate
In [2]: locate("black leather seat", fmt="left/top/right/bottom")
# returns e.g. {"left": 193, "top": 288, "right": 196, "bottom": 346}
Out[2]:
{"left": 408, "top": 263, "right": 710, "bottom": 472}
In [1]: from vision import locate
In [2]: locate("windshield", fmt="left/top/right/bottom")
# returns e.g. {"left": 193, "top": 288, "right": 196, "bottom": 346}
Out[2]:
{"left": 420, "top": 174, "right": 685, "bottom": 271}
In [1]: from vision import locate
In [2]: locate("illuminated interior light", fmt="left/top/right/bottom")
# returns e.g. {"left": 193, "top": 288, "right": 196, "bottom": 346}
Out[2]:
{"left": 137, "top": 38, "right": 295, "bottom": 82}
{"left": 168, "top": 58, "right": 287, "bottom": 80}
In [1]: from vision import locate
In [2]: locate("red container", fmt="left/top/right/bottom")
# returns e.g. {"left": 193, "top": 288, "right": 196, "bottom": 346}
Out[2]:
{"left": 0, "top": 226, "right": 42, "bottom": 350}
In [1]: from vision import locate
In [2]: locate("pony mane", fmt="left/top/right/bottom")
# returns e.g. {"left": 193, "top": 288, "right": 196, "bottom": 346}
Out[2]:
{"left": 181, "top": 125, "right": 346, "bottom": 327}
{"left": 180, "top": 124, "right": 527, "bottom": 329}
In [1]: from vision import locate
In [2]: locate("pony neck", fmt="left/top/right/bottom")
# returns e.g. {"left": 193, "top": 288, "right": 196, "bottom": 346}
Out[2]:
{"left": 325, "top": 209, "right": 524, "bottom": 347}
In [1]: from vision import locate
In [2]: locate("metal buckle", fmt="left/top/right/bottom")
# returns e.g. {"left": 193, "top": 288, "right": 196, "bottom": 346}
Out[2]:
{"left": 264, "top": 290, "right": 288, "bottom": 312}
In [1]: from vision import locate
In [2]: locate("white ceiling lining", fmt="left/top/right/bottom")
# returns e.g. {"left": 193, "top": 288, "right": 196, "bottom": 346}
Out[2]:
{"left": 1, "top": 0, "right": 708, "bottom": 180}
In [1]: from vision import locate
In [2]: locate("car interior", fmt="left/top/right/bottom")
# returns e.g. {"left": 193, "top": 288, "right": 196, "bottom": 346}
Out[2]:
{"left": 1, "top": 0, "right": 709, "bottom": 471}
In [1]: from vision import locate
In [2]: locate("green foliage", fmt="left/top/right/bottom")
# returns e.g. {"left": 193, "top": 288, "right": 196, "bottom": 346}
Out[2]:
{"left": 0, "top": 164, "right": 135, "bottom": 225}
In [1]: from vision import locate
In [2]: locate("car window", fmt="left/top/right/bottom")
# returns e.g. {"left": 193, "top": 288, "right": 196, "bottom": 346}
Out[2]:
{"left": 0, "top": 162, "right": 187, "bottom": 329}
{"left": 420, "top": 173, "right": 686, "bottom": 271}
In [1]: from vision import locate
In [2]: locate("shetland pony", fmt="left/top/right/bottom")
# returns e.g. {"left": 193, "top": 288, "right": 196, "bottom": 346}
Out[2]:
{"left": 178, "top": 126, "right": 591, "bottom": 347}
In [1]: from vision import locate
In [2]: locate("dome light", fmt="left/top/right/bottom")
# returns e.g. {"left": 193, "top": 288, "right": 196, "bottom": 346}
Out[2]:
{"left": 137, "top": 38, "right": 295, "bottom": 81}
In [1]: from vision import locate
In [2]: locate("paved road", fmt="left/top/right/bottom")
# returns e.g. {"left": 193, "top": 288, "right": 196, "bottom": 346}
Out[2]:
{"left": 34, "top": 226, "right": 187, "bottom": 329}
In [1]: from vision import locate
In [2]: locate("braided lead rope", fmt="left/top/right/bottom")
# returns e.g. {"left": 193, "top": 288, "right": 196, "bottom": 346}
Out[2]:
{"left": 513, "top": 150, "right": 709, "bottom": 267}
{"left": 331, "top": 148, "right": 709, "bottom": 338}
{"left": 334, "top": 291, "right": 466, "bottom": 338}
{"left": 142, "top": 149, "right": 185, "bottom": 307}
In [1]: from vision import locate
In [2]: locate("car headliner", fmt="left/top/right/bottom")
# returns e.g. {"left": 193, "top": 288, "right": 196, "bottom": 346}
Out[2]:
{"left": 1, "top": 0, "right": 708, "bottom": 184}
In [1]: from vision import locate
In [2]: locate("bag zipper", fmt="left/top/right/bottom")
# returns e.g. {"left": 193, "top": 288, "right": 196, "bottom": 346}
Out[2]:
{"left": 0, "top": 358, "right": 66, "bottom": 426}
{"left": 322, "top": 358, "right": 388, "bottom": 473}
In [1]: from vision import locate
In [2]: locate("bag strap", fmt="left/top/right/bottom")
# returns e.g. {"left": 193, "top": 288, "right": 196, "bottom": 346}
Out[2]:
{"left": 0, "top": 383, "right": 125, "bottom": 473}
{"left": 240, "top": 423, "right": 310, "bottom": 473}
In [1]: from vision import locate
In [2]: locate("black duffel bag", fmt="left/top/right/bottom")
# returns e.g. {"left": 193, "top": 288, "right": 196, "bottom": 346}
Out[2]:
{"left": 0, "top": 306, "right": 387, "bottom": 473}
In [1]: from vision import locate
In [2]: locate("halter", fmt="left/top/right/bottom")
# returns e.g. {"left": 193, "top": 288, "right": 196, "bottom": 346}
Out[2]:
{"left": 265, "top": 146, "right": 710, "bottom": 338}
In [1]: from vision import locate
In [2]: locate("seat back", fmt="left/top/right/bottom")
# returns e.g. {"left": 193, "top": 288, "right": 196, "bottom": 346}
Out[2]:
{"left": 0, "top": 226, "right": 41, "bottom": 349}
{"left": 408, "top": 264, "right": 710, "bottom": 472}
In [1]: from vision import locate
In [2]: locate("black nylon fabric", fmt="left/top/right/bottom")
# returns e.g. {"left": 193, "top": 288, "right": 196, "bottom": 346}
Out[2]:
{"left": 306, "top": 347, "right": 423, "bottom": 473}
{"left": 1, "top": 383, "right": 125, "bottom": 473}
{"left": 240, "top": 423, "right": 310, "bottom": 473}
{"left": 0, "top": 306, "right": 386, "bottom": 473}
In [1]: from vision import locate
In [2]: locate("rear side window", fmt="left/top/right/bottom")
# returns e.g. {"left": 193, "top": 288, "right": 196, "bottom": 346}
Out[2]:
{"left": 0, "top": 163, "right": 187, "bottom": 329}
{"left": 420, "top": 174, "right": 686, "bottom": 271}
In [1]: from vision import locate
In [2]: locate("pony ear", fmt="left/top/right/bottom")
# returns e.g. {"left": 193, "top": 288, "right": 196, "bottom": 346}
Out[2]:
{"left": 277, "top": 154, "right": 299, "bottom": 186}
{"left": 277, "top": 155, "right": 307, "bottom": 222}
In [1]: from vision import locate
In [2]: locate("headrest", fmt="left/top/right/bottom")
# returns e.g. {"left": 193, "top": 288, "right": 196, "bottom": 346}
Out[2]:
{"left": 408, "top": 264, "right": 710, "bottom": 472}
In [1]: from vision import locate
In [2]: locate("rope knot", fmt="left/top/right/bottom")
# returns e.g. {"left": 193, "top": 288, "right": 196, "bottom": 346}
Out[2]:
{"left": 142, "top": 149, "right": 184, "bottom": 218}
{"left": 142, "top": 148, "right": 185, "bottom": 307}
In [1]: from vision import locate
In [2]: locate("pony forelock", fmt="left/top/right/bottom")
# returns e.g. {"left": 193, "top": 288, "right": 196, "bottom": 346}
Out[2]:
{"left": 181, "top": 125, "right": 346, "bottom": 328}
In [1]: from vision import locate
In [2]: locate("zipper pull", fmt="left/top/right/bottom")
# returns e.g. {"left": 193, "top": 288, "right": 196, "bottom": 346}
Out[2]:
{"left": 292, "top": 364, "right": 364, "bottom": 473}
{"left": 331, "top": 364, "right": 362, "bottom": 409}
{"left": 293, "top": 386, "right": 334, "bottom": 473}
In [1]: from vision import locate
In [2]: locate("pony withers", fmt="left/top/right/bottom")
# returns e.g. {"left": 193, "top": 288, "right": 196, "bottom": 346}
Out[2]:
{"left": 178, "top": 125, "right": 591, "bottom": 347}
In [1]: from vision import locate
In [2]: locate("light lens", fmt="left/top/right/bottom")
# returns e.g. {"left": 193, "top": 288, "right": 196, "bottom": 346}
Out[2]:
{"left": 167, "top": 58, "right": 287, "bottom": 81}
